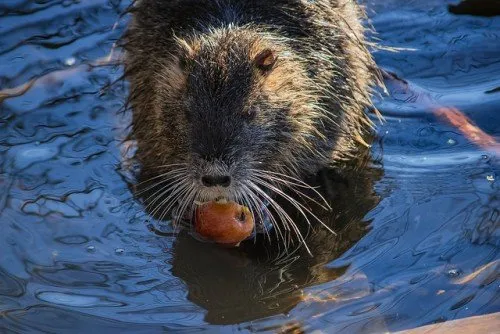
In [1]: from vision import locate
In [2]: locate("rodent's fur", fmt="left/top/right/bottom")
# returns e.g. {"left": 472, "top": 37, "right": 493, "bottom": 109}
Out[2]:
{"left": 122, "top": 0, "right": 380, "bottom": 219}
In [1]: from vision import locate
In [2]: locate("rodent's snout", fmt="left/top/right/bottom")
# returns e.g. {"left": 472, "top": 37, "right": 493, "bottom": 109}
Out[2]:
{"left": 194, "top": 158, "right": 237, "bottom": 199}
{"left": 196, "top": 165, "right": 238, "bottom": 202}
{"left": 201, "top": 175, "right": 231, "bottom": 188}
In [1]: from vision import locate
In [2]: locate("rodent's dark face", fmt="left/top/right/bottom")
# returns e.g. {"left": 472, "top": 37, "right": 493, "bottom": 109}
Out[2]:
{"left": 154, "top": 29, "right": 320, "bottom": 204}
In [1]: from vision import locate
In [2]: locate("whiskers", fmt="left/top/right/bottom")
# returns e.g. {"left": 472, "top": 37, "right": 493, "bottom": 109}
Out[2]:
{"left": 135, "top": 164, "right": 334, "bottom": 258}
{"left": 244, "top": 169, "right": 336, "bottom": 257}
{"left": 135, "top": 163, "right": 197, "bottom": 234}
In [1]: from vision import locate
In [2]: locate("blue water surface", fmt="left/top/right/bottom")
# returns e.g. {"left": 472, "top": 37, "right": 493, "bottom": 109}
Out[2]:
{"left": 0, "top": 0, "right": 499, "bottom": 332}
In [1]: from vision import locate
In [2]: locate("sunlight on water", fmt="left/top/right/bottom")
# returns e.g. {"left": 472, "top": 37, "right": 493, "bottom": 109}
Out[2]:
{"left": 37, "top": 292, "right": 123, "bottom": 308}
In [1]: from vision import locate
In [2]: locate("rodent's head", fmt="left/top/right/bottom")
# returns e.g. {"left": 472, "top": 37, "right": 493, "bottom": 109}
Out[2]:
{"left": 149, "top": 28, "right": 325, "bottom": 203}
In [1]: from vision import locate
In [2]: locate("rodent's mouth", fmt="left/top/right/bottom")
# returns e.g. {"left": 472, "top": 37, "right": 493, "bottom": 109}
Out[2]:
{"left": 172, "top": 195, "right": 273, "bottom": 237}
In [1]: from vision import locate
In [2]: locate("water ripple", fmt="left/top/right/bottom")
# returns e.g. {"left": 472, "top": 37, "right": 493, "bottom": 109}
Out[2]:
{"left": 0, "top": 0, "right": 498, "bottom": 332}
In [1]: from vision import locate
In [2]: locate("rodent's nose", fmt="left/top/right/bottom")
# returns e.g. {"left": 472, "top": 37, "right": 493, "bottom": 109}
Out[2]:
{"left": 201, "top": 175, "right": 231, "bottom": 188}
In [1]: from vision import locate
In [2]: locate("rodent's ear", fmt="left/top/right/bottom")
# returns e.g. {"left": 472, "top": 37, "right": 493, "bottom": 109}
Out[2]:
{"left": 176, "top": 38, "right": 197, "bottom": 58}
{"left": 174, "top": 36, "right": 199, "bottom": 69}
{"left": 254, "top": 49, "right": 277, "bottom": 72}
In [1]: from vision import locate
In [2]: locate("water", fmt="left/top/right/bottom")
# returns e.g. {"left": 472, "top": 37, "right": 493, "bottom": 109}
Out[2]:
{"left": 0, "top": 0, "right": 499, "bottom": 332}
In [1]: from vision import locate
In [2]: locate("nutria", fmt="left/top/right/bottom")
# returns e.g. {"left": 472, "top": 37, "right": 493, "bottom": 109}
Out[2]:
{"left": 122, "top": 0, "right": 380, "bottom": 245}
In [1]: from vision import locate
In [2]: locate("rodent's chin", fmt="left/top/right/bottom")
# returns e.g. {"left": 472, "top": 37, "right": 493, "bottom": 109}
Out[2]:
{"left": 197, "top": 187, "right": 236, "bottom": 203}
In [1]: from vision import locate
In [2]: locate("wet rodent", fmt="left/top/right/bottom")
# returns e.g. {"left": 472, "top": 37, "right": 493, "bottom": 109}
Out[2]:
{"left": 122, "top": 0, "right": 380, "bottom": 235}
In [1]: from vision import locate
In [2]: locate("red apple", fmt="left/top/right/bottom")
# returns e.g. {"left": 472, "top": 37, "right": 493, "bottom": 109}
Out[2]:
{"left": 195, "top": 200, "right": 254, "bottom": 246}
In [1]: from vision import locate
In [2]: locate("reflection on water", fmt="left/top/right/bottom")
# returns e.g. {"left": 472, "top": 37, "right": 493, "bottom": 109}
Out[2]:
{"left": 0, "top": 0, "right": 499, "bottom": 332}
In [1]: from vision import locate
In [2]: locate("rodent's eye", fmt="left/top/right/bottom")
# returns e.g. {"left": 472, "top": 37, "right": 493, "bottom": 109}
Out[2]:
{"left": 254, "top": 49, "right": 277, "bottom": 72}
{"left": 245, "top": 106, "right": 259, "bottom": 120}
